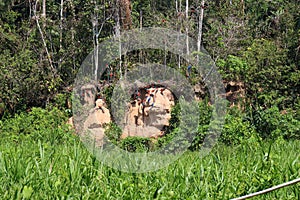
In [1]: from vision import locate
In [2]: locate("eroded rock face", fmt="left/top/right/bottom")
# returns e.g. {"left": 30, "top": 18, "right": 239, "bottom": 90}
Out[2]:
{"left": 121, "top": 87, "right": 175, "bottom": 139}
{"left": 82, "top": 104, "right": 111, "bottom": 146}
{"left": 81, "top": 84, "right": 97, "bottom": 106}
{"left": 194, "top": 84, "right": 206, "bottom": 100}
{"left": 71, "top": 85, "right": 175, "bottom": 144}
{"left": 224, "top": 81, "right": 245, "bottom": 109}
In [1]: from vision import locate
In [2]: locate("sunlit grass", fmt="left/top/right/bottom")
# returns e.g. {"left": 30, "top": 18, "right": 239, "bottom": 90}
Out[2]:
{"left": 0, "top": 131, "right": 299, "bottom": 199}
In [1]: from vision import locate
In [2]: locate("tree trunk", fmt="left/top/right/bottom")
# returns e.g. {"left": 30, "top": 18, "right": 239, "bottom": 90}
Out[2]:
{"left": 176, "top": 0, "right": 181, "bottom": 69}
{"left": 59, "top": 0, "right": 64, "bottom": 70}
{"left": 42, "top": 0, "right": 46, "bottom": 27}
{"left": 197, "top": 0, "right": 205, "bottom": 57}
{"left": 139, "top": 9, "right": 143, "bottom": 64}
{"left": 140, "top": 10, "right": 142, "bottom": 31}
{"left": 119, "top": 0, "right": 132, "bottom": 30}
{"left": 42, "top": 0, "right": 46, "bottom": 19}
{"left": 93, "top": 5, "right": 100, "bottom": 81}
{"left": 34, "top": 0, "right": 55, "bottom": 73}
{"left": 185, "top": 0, "right": 189, "bottom": 57}
{"left": 29, "top": 0, "right": 32, "bottom": 20}
{"left": 241, "top": 0, "right": 245, "bottom": 16}
{"left": 115, "top": 0, "right": 122, "bottom": 78}
{"left": 179, "top": 0, "right": 182, "bottom": 12}
{"left": 69, "top": 0, "right": 76, "bottom": 70}
{"left": 185, "top": 0, "right": 188, "bottom": 20}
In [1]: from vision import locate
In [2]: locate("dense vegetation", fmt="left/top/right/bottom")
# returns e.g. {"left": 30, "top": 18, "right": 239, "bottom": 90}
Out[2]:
{"left": 0, "top": 109, "right": 299, "bottom": 199}
{"left": 0, "top": 0, "right": 299, "bottom": 115}
{"left": 0, "top": 0, "right": 299, "bottom": 199}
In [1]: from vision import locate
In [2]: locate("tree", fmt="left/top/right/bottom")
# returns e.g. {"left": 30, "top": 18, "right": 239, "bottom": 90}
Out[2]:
{"left": 197, "top": 0, "right": 205, "bottom": 61}
{"left": 242, "top": 39, "right": 296, "bottom": 109}
{"left": 185, "top": 0, "right": 189, "bottom": 56}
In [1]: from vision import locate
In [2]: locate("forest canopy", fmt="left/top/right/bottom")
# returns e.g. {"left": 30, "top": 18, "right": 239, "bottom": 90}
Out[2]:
{"left": 0, "top": 0, "right": 299, "bottom": 117}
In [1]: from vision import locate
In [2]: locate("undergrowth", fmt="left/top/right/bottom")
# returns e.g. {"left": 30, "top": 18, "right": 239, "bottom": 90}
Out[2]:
{"left": 0, "top": 107, "right": 299, "bottom": 199}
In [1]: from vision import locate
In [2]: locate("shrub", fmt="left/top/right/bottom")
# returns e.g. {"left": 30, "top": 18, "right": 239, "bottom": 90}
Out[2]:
{"left": 220, "top": 111, "right": 256, "bottom": 145}
{"left": 189, "top": 100, "right": 212, "bottom": 150}
{"left": 253, "top": 106, "right": 300, "bottom": 139}
{"left": 104, "top": 122, "right": 122, "bottom": 145}
{"left": 102, "top": 85, "right": 114, "bottom": 109}
{"left": 0, "top": 107, "right": 71, "bottom": 144}
{"left": 120, "top": 137, "right": 152, "bottom": 152}
{"left": 104, "top": 123, "right": 153, "bottom": 152}
{"left": 217, "top": 55, "right": 248, "bottom": 81}
{"left": 51, "top": 93, "right": 72, "bottom": 117}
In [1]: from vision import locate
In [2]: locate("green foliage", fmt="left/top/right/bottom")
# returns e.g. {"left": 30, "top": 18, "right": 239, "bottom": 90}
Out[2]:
{"left": 0, "top": 2, "right": 300, "bottom": 198}
{"left": 217, "top": 55, "right": 248, "bottom": 81}
{"left": 245, "top": 0, "right": 299, "bottom": 44}
{"left": 164, "top": 102, "right": 181, "bottom": 134}
{"left": 0, "top": 126, "right": 299, "bottom": 199}
{"left": 104, "top": 122, "right": 122, "bottom": 145}
{"left": 203, "top": 1, "right": 251, "bottom": 58}
{"left": 191, "top": 104, "right": 258, "bottom": 148}
{"left": 0, "top": 0, "right": 299, "bottom": 118}
{"left": 242, "top": 39, "right": 299, "bottom": 109}
{"left": 0, "top": 107, "right": 70, "bottom": 144}
{"left": 102, "top": 85, "right": 114, "bottom": 109}
{"left": 0, "top": 49, "right": 62, "bottom": 114}
{"left": 203, "top": 0, "right": 299, "bottom": 114}
{"left": 253, "top": 106, "right": 300, "bottom": 140}
{"left": 220, "top": 109, "right": 257, "bottom": 145}
{"left": 0, "top": 0, "right": 116, "bottom": 115}
{"left": 52, "top": 93, "right": 72, "bottom": 117}
{"left": 22, "top": 185, "right": 34, "bottom": 199}
{"left": 189, "top": 100, "right": 212, "bottom": 150}
{"left": 120, "top": 136, "right": 152, "bottom": 152}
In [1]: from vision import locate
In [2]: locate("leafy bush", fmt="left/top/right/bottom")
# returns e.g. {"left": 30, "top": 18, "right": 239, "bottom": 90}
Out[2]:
{"left": 104, "top": 122, "right": 122, "bottom": 145}
{"left": 220, "top": 111, "right": 257, "bottom": 145}
{"left": 102, "top": 85, "right": 114, "bottom": 109}
{"left": 253, "top": 106, "right": 300, "bottom": 139}
{"left": 217, "top": 55, "right": 248, "bottom": 81}
{"left": 120, "top": 137, "right": 152, "bottom": 152}
{"left": 105, "top": 123, "right": 154, "bottom": 152}
{"left": 0, "top": 107, "right": 72, "bottom": 144}
{"left": 189, "top": 100, "right": 212, "bottom": 150}
{"left": 0, "top": 49, "right": 62, "bottom": 114}
{"left": 242, "top": 39, "right": 299, "bottom": 109}
{"left": 191, "top": 104, "right": 258, "bottom": 147}
{"left": 51, "top": 93, "right": 72, "bottom": 117}
{"left": 164, "top": 103, "right": 181, "bottom": 135}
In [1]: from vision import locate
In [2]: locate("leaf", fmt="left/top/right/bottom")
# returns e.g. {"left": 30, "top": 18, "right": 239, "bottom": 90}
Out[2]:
{"left": 22, "top": 186, "right": 33, "bottom": 199}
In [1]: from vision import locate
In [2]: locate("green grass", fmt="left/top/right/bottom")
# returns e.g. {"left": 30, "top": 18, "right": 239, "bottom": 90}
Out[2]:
{"left": 0, "top": 130, "right": 299, "bottom": 199}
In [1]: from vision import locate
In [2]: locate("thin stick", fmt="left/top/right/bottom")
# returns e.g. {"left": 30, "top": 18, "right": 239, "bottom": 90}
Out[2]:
{"left": 231, "top": 178, "right": 300, "bottom": 200}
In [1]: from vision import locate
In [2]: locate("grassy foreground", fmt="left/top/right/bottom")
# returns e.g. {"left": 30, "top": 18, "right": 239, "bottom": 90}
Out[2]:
{"left": 0, "top": 129, "right": 299, "bottom": 199}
